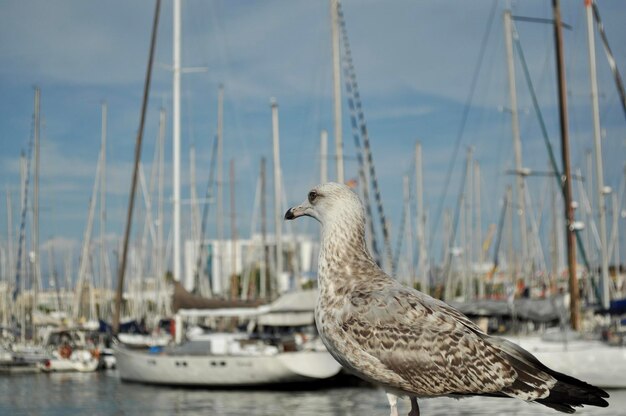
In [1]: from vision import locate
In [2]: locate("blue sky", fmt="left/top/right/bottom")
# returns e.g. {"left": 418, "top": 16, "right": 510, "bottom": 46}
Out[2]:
{"left": 1, "top": 0, "right": 625, "bottom": 283}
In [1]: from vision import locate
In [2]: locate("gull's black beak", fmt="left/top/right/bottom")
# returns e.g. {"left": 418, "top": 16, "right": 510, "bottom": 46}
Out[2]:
{"left": 285, "top": 203, "right": 310, "bottom": 220}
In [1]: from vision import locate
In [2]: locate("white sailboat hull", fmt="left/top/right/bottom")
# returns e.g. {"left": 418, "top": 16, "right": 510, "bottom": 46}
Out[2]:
{"left": 506, "top": 335, "right": 626, "bottom": 388}
{"left": 40, "top": 357, "right": 99, "bottom": 373}
{"left": 114, "top": 345, "right": 342, "bottom": 386}
{"left": 40, "top": 350, "right": 99, "bottom": 373}
{"left": 117, "top": 333, "right": 171, "bottom": 348}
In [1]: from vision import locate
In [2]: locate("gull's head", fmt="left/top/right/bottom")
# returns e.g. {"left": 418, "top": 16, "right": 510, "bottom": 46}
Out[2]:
{"left": 284, "top": 182, "right": 364, "bottom": 228}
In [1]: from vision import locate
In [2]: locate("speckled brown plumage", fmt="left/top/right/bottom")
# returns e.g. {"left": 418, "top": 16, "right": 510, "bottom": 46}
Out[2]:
{"left": 285, "top": 182, "right": 609, "bottom": 415}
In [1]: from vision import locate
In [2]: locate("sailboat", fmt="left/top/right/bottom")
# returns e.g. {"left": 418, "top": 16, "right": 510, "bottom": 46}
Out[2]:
{"left": 115, "top": 289, "right": 342, "bottom": 386}
{"left": 37, "top": 327, "right": 99, "bottom": 373}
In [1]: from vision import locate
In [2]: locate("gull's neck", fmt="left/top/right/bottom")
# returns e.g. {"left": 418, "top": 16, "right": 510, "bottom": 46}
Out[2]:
{"left": 317, "top": 213, "right": 377, "bottom": 290}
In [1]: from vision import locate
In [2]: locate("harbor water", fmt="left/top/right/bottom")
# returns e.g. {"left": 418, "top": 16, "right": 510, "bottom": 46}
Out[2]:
{"left": 1, "top": 371, "right": 624, "bottom": 416}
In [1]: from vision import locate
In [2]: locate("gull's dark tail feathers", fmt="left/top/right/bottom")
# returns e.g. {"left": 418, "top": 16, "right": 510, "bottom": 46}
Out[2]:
{"left": 487, "top": 335, "right": 609, "bottom": 413}
{"left": 535, "top": 373, "right": 609, "bottom": 413}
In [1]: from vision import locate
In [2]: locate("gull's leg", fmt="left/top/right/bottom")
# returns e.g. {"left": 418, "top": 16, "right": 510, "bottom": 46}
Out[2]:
{"left": 408, "top": 397, "right": 420, "bottom": 416}
{"left": 386, "top": 393, "right": 399, "bottom": 416}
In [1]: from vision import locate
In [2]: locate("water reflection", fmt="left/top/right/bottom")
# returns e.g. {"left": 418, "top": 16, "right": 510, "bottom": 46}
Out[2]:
{"left": 0, "top": 371, "right": 624, "bottom": 415}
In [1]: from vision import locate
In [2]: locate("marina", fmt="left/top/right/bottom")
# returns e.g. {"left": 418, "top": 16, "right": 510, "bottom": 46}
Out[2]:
{"left": 1, "top": 0, "right": 626, "bottom": 414}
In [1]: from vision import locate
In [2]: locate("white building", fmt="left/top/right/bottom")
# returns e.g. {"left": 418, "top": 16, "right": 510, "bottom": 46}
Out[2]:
{"left": 184, "top": 233, "right": 318, "bottom": 295}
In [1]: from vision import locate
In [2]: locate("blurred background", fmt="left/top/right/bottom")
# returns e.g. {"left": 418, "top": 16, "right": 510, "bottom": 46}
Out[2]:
{"left": 0, "top": 1, "right": 625, "bottom": 414}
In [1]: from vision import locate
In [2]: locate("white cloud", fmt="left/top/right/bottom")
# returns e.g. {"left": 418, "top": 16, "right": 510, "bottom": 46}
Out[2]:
{"left": 41, "top": 236, "right": 78, "bottom": 253}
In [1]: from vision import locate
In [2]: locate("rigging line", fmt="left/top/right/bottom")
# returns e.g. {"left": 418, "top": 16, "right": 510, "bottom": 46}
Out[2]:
{"left": 511, "top": 16, "right": 572, "bottom": 30}
{"left": 73, "top": 145, "right": 103, "bottom": 319}
{"left": 592, "top": 2, "right": 626, "bottom": 122}
{"left": 138, "top": 163, "right": 157, "bottom": 262}
{"left": 193, "top": 133, "right": 219, "bottom": 296}
{"left": 525, "top": 184, "right": 548, "bottom": 278}
{"left": 407, "top": 157, "right": 420, "bottom": 267}
{"left": 337, "top": 2, "right": 393, "bottom": 272}
{"left": 138, "top": 133, "right": 162, "bottom": 268}
{"left": 442, "top": 150, "right": 470, "bottom": 301}
{"left": 489, "top": 188, "right": 509, "bottom": 278}
{"left": 338, "top": 68, "right": 381, "bottom": 258}
{"left": 13, "top": 112, "right": 36, "bottom": 300}
{"left": 336, "top": 2, "right": 381, "bottom": 266}
{"left": 514, "top": 31, "right": 602, "bottom": 302}
{"left": 607, "top": 166, "right": 625, "bottom": 256}
{"left": 240, "top": 173, "right": 262, "bottom": 301}
{"left": 341, "top": 84, "right": 381, "bottom": 263}
{"left": 392, "top": 189, "right": 407, "bottom": 274}
{"left": 207, "top": 5, "right": 257, "bottom": 197}
{"left": 518, "top": 29, "right": 552, "bottom": 144}
{"left": 428, "top": 0, "right": 498, "bottom": 254}
{"left": 534, "top": 177, "right": 549, "bottom": 237}
{"left": 576, "top": 167, "right": 606, "bottom": 298}
{"left": 471, "top": 34, "right": 499, "bottom": 164}
{"left": 576, "top": 168, "right": 602, "bottom": 251}
{"left": 493, "top": 103, "right": 507, "bottom": 209}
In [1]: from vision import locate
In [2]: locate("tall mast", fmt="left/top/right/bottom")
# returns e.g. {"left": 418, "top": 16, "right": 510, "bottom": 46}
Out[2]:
{"left": 585, "top": 150, "right": 595, "bottom": 266}
{"left": 260, "top": 157, "right": 268, "bottom": 300}
{"left": 6, "top": 188, "right": 14, "bottom": 284}
{"left": 172, "top": 0, "right": 181, "bottom": 282}
{"left": 32, "top": 87, "right": 41, "bottom": 313}
{"left": 229, "top": 159, "right": 238, "bottom": 300}
{"left": 189, "top": 145, "right": 200, "bottom": 248}
{"left": 460, "top": 193, "right": 467, "bottom": 300}
{"left": 19, "top": 152, "right": 26, "bottom": 344}
{"left": 586, "top": 0, "right": 610, "bottom": 309}
{"left": 466, "top": 148, "right": 474, "bottom": 299}
{"left": 330, "top": 0, "right": 344, "bottom": 183}
{"left": 442, "top": 209, "right": 452, "bottom": 299}
{"left": 216, "top": 85, "right": 224, "bottom": 294}
{"left": 475, "top": 161, "right": 484, "bottom": 298}
{"left": 463, "top": 148, "right": 473, "bottom": 301}
{"left": 112, "top": 0, "right": 160, "bottom": 334}
{"left": 5, "top": 188, "right": 13, "bottom": 327}
{"left": 553, "top": 0, "right": 579, "bottom": 330}
{"left": 100, "top": 102, "right": 108, "bottom": 298}
{"left": 74, "top": 149, "right": 102, "bottom": 320}
{"left": 47, "top": 245, "right": 61, "bottom": 312}
{"left": 550, "top": 163, "right": 560, "bottom": 293}
{"left": 415, "top": 142, "right": 428, "bottom": 295}
{"left": 504, "top": 10, "right": 528, "bottom": 284}
{"left": 64, "top": 251, "right": 71, "bottom": 313}
{"left": 403, "top": 175, "right": 414, "bottom": 288}
{"left": 320, "top": 129, "right": 328, "bottom": 184}
{"left": 506, "top": 185, "right": 514, "bottom": 284}
{"left": 611, "top": 192, "right": 620, "bottom": 283}
{"left": 20, "top": 152, "right": 26, "bottom": 233}
{"left": 271, "top": 99, "right": 283, "bottom": 294}
{"left": 156, "top": 108, "right": 166, "bottom": 311}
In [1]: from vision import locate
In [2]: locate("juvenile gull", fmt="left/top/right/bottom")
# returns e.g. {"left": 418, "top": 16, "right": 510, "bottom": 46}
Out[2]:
{"left": 285, "top": 182, "right": 609, "bottom": 416}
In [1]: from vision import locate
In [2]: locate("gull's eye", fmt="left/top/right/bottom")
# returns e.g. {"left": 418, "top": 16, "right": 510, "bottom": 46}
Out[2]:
{"left": 308, "top": 191, "right": 318, "bottom": 204}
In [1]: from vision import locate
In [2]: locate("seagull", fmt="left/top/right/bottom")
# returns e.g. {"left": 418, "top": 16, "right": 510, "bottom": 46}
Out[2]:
{"left": 285, "top": 182, "right": 609, "bottom": 416}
